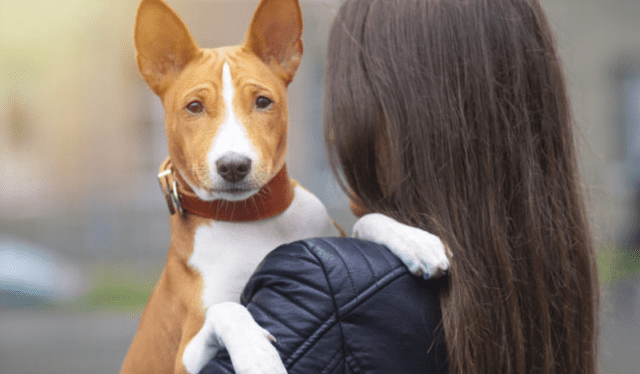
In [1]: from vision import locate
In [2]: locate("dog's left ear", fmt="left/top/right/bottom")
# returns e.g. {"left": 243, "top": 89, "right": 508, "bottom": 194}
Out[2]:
{"left": 243, "top": 0, "right": 303, "bottom": 86}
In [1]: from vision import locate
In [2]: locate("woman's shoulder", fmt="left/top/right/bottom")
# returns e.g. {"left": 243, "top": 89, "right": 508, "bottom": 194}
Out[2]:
{"left": 241, "top": 237, "right": 447, "bottom": 373}
{"left": 259, "top": 236, "right": 408, "bottom": 274}
{"left": 243, "top": 237, "right": 417, "bottom": 303}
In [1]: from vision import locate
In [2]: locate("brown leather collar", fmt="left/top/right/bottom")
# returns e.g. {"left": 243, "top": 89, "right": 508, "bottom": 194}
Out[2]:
{"left": 157, "top": 158, "right": 295, "bottom": 221}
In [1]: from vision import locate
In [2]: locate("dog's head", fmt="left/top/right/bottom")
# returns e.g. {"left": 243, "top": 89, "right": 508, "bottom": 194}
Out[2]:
{"left": 134, "top": 0, "right": 302, "bottom": 202}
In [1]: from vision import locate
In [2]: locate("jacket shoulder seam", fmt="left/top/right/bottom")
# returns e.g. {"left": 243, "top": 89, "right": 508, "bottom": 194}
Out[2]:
{"left": 284, "top": 240, "right": 346, "bottom": 369}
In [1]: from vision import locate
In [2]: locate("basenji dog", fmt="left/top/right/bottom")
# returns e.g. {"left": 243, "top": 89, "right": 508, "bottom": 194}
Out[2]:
{"left": 122, "top": 0, "right": 449, "bottom": 373}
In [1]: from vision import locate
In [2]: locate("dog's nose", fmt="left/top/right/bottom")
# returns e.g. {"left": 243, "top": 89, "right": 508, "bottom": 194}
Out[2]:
{"left": 216, "top": 153, "right": 252, "bottom": 183}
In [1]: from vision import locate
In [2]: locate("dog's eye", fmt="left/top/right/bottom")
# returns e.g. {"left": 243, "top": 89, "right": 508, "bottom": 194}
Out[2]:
{"left": 255, "top": 96, "right": 273, "bottom": 110}
{"left": 186, "top": 100, "right": 204, "bottom": 114}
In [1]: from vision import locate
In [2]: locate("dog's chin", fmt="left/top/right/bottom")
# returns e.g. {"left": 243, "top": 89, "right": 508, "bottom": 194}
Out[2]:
{"left": 194, "top": 180, "right": 263, "bottom": 202}
{"left": 210, "top": 188, "right": 259, "bottom": 202}
{"left": 191, "top": 187, "right": 258, "bottom": 202}
{"left": 179, "top": 170, "right": 262, "bottom": 202}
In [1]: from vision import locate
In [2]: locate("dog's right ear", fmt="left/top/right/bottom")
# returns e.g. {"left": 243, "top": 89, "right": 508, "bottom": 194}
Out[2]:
{"left": 134, "top": 0, "right": 201, "bottom": 96}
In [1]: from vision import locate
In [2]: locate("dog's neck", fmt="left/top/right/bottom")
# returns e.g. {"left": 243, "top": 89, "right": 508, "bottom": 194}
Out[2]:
{"left": 158, "top": 159, "right": 294, "bottom": 221}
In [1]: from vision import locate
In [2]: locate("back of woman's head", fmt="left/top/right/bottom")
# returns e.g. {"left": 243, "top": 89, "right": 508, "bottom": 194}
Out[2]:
{"left": 324, "top": 0, "right": 598, "bottom": 373}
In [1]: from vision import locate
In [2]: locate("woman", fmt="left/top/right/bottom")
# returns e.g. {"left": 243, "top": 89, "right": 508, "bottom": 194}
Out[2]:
{"left": 202, "top": 0, "right": 599, "bottom": 373}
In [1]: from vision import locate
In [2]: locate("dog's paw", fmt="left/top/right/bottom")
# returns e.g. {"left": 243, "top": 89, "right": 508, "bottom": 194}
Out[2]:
{"left": 208, "top": 302, "right": 286, "bottom": 374}
{"left": 225, "top": 330, "right": 285, "bottom": 374}
{"left": 182, "top": 322, "right": 222, "bottom": 374}
{"left": 352, "top": 213, "right": 451, "bottom": 279}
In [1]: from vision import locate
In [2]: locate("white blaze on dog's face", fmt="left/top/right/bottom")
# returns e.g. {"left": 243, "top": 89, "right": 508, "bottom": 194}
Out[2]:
{"left": 162, "top": 48, "right": 290, "bottom": 202}
{"left": 134, "top": 0, "right": 303, "bottom": 202}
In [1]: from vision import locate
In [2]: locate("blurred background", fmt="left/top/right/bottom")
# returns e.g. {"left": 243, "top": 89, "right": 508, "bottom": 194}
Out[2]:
{"left": 0, "top": 0, "right": 638, "bottom": 372}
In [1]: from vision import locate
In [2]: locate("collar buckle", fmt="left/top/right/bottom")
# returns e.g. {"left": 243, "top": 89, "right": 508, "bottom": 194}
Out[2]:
{"left": 157, "top": 168, "right": 183, "bottom": 216}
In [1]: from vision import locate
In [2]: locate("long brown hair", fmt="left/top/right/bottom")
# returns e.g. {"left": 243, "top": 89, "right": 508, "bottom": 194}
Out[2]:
{"left": 324, "top": 0, "right": 599, "bottom": 373}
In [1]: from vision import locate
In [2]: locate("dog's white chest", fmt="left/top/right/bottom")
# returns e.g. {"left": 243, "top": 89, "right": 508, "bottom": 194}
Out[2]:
{"left": 188, "top": 186, "right": 339, "bottom": 307}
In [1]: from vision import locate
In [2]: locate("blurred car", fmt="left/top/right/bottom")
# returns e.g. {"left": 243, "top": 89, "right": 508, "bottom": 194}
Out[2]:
{"left": 0, "top": 235, "right": 84, "bottom": 308}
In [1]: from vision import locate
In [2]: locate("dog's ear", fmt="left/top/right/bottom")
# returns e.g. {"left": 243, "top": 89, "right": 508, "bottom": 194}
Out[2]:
{"left": 243, "top": 0, "right": 303, "bottom": 86}
{"left": 134, "top": 0, "right": 201, "bottom": 96}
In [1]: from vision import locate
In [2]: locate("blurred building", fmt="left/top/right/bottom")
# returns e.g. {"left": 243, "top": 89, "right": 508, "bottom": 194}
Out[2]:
{"left": 540, "top": 0, "right": 640, "bottom": 246}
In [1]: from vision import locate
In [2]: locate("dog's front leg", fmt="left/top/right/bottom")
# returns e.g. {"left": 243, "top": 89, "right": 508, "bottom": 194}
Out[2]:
{"left": 182, "top": 302, "right": 285, "bottom": 374}
{"left": 353, "top": 213, "right": 451, "bottom": 279}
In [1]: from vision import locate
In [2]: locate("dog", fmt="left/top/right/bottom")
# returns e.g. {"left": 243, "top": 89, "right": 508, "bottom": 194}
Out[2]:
{"left": 121, "top": 0, "right": 449, "bottom": 373}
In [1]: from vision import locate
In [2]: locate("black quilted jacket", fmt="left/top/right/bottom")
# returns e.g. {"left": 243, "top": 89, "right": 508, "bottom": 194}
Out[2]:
{"left": 200, "top": 237, "right": 448, "bottom": 374}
